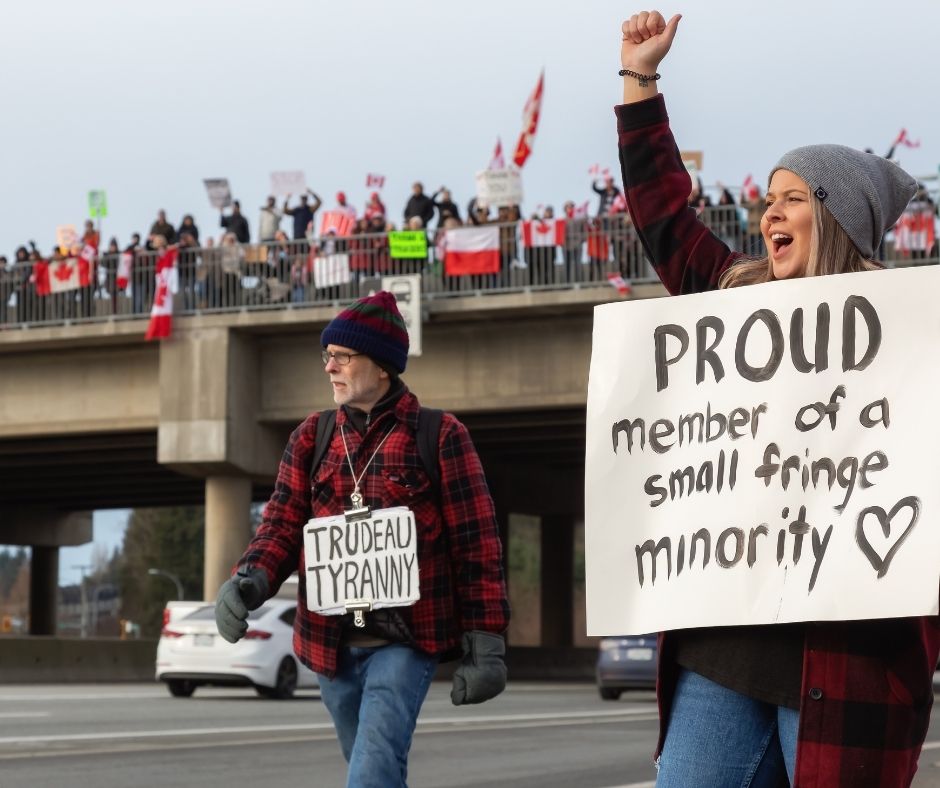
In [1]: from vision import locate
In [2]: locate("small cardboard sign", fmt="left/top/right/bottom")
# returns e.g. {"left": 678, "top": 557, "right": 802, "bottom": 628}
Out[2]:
{"left": 269, "top": 170, "right": 307, "bottom": 197}
{"left": 87, "top": 190, "right": 108, "bottom": 219}
{"left": 475, "top": 168, "right": 523, "bottom": 207}
{"left": 203, "top": 178, "right": 232, "bottom": 209}
{"left": 388, "top": 231, "right": 428, "bottom": 260}
{"left": 383, "top": 274, "right": 422, "bottom": 356}
{"left": 303, "top": 507, "right": 420, "bottom": 615}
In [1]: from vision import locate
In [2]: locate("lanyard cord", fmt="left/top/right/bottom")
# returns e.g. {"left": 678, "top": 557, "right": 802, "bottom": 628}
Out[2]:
{"left": 339, "top": 422, "right": 396, "bottom": 507}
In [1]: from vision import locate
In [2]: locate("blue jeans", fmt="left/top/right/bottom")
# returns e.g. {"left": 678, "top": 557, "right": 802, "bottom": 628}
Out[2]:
{"left": 318, "top": 644, "right": 438, "bottom": 788}
{"left": 656, "top": 669, "right": 800, "bottom": 787}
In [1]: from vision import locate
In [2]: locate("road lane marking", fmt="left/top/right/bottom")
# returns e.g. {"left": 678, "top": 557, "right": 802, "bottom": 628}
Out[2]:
{"left": 0, "top": 712, "right": 49, "bottom": 718}
{"left": 922, "top": 740, "right": 940, "bottom": 750}
{"left": 0, "top": 707, "right": 658, "bottom": 746}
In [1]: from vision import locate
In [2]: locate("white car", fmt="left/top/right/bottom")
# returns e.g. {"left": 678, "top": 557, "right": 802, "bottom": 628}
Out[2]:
{"left": 155, "top": 598, "right": 318, "bottom": 699}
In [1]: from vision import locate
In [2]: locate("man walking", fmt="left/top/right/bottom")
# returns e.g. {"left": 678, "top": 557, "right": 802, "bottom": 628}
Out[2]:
{"left": 215, "top": 291, "right": 510, "bottom": 788}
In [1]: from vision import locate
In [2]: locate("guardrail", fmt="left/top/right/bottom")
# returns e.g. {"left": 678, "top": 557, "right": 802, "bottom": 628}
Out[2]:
{"left": 0, "top": 209, "right": 935, "bottom": 329}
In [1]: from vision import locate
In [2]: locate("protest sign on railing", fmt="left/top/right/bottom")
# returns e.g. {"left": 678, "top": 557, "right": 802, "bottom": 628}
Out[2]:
{"left": 585, "top": 266, "right": 940, "bottom": 636}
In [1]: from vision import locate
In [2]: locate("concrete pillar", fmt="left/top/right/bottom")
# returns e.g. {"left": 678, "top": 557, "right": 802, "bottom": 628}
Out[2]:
{"left": 29, "top": 546, "right": 59, "bottom": 635}
{"left": 540, "top": 515, "right": 574, "bottom": 647}
{"left": 204, "top": 476, "right": 253, "bottom": 600}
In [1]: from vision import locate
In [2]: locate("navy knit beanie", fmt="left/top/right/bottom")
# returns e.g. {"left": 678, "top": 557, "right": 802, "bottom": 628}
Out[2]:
{"left": 320, "top": 291, "right": 410, "bottom": 374}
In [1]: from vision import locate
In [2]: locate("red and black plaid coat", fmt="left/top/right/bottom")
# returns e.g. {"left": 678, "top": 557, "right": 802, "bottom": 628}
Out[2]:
{"left": 616, "top": 94, "right": 940, "bottom": 787}
{"left": 237, "top": 388, "right": 510, "bottom": 678}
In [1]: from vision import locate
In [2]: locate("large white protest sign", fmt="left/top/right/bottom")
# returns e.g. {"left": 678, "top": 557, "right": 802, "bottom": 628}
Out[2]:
{"left": 475, "top": 169, "right": 523, "bottom": 207}
{"left": 585, "top": 266, "right": 940, "bottom": 636}
{"left": 303, "top": 507, "right": 420, "bottom": 615}
{"left": 270, "top": 170, "right": 307, "bottom": 197}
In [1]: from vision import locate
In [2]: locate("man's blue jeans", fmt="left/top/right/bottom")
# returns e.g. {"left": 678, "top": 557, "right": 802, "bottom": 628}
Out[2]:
{"left": 318, "top": 644, "right": 438, "bottom": 788}
{"left": 656, "top": 669, "right": 800, "bottom": 787}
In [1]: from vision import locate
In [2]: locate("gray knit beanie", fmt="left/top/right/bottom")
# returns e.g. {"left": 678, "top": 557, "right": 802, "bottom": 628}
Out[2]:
{"left": 770, "top": 145, "right": 916, "bottom": 259}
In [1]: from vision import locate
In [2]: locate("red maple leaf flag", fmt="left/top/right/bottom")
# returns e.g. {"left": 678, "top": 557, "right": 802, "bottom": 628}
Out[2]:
{"left": 444, "top": 226, "right": 500, "bottom": 275}
{"left": 521, "top": 218, "right": 566, "bottom": 248}
{"left": 893, "top": 128, "right": 921, "bottom": 149}
{"left": 145, "top": 247, "right": 179, "bottom": 341}
{"left": 31, "top": 259, "right": 51, "bottom": 296}
{"left": 49, "top": 257, "right": 89, "bottom": 293}
{"left": 489, "top": 138, "right": 505, "bottom": 170}
{"left": 511, "top": 70, "right": 544, "bottom": 168}
{"left": 366, "top": 173, "right": 386, "bottom": 189}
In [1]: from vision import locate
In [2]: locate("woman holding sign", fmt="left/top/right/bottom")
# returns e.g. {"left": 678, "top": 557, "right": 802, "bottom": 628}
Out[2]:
{"left": 616, "top": 11, "right": 940, "bottom": 787}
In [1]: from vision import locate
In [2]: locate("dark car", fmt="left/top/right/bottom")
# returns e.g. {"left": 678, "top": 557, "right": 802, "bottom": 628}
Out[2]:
{"left": 595, "top": 633, "right": 658, "bottom": 700}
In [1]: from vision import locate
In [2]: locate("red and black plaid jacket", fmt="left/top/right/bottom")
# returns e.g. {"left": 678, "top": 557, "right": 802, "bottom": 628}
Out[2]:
{"left": 237, "top": 388, "right": 510, "bottom": 678}
{"left": 616, "top": 94, "right": 940, "bottom": 787}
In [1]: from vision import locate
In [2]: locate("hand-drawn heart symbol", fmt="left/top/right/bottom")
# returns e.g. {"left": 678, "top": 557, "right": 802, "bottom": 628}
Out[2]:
{"left": 855, "top": 495, "right": 921, "bottom": 579}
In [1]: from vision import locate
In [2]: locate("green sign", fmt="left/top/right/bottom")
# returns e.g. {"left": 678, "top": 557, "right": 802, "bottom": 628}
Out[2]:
{"left": 388, "top": 231, "right": 428, "bottom": 260}
{"left": 88, "top": 189, "right": 108, "bottom": 219}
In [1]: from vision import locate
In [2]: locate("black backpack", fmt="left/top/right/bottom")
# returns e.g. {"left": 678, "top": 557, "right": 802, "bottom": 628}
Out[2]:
{"left": 309, "top": 407, "right": 444, "bottom": 491}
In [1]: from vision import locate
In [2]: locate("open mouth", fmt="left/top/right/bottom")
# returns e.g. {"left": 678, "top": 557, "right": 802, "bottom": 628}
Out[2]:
{"left": 771, "top": 232, "right": 793, "bottom": 255}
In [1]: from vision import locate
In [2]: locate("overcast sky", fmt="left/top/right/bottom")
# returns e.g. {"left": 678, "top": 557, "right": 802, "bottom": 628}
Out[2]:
{"left": 2, "top": 0, "right": 939, "bottom": 258}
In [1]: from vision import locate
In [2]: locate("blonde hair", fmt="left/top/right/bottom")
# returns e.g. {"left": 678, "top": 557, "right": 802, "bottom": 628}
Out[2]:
{"left": 718, "top": 190, "right": 879, "bottom": 289}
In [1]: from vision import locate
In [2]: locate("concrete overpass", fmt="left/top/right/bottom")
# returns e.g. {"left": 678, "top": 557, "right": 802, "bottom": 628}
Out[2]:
{"left": 0, "top": 283, "right": 667, "bottom": 642}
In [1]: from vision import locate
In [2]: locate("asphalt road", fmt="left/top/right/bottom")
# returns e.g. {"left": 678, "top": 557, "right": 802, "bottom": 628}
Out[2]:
{"left": 0, "top": 681, "right": 939, "bottom": 787}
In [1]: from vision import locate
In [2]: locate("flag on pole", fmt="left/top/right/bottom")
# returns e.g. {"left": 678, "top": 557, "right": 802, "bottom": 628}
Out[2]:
{"left": 144, "top": 248, "right": 179, "bottom": 341}
{"left": 892, "top": 129, "right": 921, "bottom": 149}
{"left": 489, "top": 138, "right": 505, "bottom": 170}
{"left": 607, "top": 273, "right": 632, "bottom": 296}
{"left": 366, "top": 173, "right": 386, "bottom": 189}
{"left": 511, "top": 70, "right": 544, "bottom": 168}
{"left": 573, "top": 200, "right": 590, "bottom": 219}
{"left": 741, "top": 174, "right": 759, "bottom": 201}
{"left": 444, "top": 226, "right": 500, "bottom": 275}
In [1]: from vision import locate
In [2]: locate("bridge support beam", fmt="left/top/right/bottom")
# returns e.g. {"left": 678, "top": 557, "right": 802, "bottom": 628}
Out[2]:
{"left": 540, "top": 515, "right": 575, "bottom": 647}
{"left": 29, "top": 546, "right": 59, "bottom": 635}
{"left": 204, "top": 476, "right": 253, "bottom": 600}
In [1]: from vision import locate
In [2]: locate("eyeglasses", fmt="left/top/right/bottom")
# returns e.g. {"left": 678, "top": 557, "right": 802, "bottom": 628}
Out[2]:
{"left": 321, "top": 350, "right": 364, "bottom": 366}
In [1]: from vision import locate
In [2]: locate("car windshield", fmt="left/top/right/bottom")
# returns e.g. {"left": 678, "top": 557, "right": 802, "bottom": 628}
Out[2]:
{"left": 183, "top": 604, "right": 273, "bottom": 621}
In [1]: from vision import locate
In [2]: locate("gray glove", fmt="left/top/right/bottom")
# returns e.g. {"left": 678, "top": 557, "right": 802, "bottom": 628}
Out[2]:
{"left": 451, "top": 631, "right": 507, "bottom": 705}
{"left": 215, "top": 567, "right": 269, "bottom": 643}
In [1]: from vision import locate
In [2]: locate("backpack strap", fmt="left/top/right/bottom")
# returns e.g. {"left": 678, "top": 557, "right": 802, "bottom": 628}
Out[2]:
{"left": 308, "top": 406, "right": 443, "bottom": 489}
{"left": 415, "top": 407, "right": 444, "bottom": 491}
{"left": 309, "top": 409, "right": 337, "bottom": 483}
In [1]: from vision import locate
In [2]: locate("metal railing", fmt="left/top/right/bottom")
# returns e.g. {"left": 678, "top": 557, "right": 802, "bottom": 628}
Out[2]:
{"left": 0, "top": 208, "right": 936, "bottom": 330}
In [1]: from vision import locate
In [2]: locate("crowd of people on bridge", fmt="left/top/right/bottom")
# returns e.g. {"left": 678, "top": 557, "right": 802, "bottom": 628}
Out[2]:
{"left": 0, "top": 159, "right": 935, "bottom": 326}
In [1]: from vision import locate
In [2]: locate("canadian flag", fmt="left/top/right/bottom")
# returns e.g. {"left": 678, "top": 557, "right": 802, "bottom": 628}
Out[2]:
{"left": 610, "top": 192, "right": 627, "bottom": 214}
{"left": 31, "top": 259, "right": 51, "bottom": 296}
{"left": 49, "top": 257, "right": 92, "bottom": 293}
{"left": 512, "top": 70, "right": 544, "bottom": 168}
{"left": 893, "top": 128, "right": 921, "bottom": 149}
{"left": 489, "top": 138, "right": 505, "bottom": 170}
{"left": 116, "top": 251, "right": 134, "bottom": 290}
{"left": 742, "top": 174, "right": 759, "bottom": 201}
{"left": 366, "top": 173, "right": 386, "bottom": 189}
{"left": 521, "top": 218, "right": 566, "bottom": 247}
{"left": 444, "top": 226, "right": 500, "bottom": 275}
{"left": 572, "top": 201, "right": 590, "bottom": 219}
{"left": 607, "top": 273, "right": 632, "bottom": 296}
{"left": 320, "top": 210, "right": 356, "bottom": 237}
{"left": 144, "top": 248, "right": 179, "bottom": 341}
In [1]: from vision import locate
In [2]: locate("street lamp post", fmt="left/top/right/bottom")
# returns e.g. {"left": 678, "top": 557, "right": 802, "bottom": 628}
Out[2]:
{"left": 147, "top": 568, "right": 184, "bottom": 600}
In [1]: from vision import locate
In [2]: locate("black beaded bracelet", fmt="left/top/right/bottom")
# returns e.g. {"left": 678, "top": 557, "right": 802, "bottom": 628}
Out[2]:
{"left": 619, "top": 68, "right": 660, "bottom": 87}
